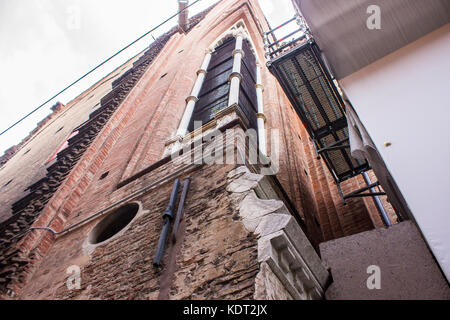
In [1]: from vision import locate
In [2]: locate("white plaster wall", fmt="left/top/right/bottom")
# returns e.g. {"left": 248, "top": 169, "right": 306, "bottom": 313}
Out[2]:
{"left": 340, "top": 23, "right": 450, "bottom": 281}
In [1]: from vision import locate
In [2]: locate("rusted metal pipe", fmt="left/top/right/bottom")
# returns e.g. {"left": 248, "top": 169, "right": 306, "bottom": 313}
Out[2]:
{"left": 171, "top": 178, "right": 191, "bottom": 243}
{"left": 153, "top": 178, "right": 180, "bottom": 267}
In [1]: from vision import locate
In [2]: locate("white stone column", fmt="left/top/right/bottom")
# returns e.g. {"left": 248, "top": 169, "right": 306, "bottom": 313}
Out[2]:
{"left": 256, "top": 64, "right": 267, "bottom": 155}
{"left": 228, "top": 30, "right": 245, "bottom": 106}
{"left": 176, "top": 50, "right": 212, "bottom": 137}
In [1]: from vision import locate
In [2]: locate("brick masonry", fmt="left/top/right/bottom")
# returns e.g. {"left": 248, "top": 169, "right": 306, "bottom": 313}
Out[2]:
{"left": 0, "top": 0, "right": 394, "bottom": 299}
{"left": 19, "top": 156, "right": 257, "bottom": 299}
{"left": 19, "top": 123, "right": 328, "bottom": 300}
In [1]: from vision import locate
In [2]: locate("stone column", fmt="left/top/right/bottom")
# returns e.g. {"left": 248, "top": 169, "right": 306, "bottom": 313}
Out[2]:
{"left": 176, "top": 50, "right": 212, "bottom": 137}
{"left": 228, "top": 29, "right": 245, "bottom": 106}
{"left": 256, "top": 64, "right": 267, "bottom": 155}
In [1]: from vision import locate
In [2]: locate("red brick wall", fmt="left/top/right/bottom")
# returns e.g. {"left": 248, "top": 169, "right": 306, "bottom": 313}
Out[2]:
{"left": 20, "top": 158, "right": 258, "bottom": 299}
{"left": 2, "top": 0, "right": 391, "bottom": 299}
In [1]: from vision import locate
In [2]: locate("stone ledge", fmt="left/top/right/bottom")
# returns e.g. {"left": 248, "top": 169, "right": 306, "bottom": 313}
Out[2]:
{"left": 163, "top": 103, "right": 251, "bottom": 158}
{"left": 227, "top": 166, "right": 330, "bottom": 300}
{"left": 320, "top": 221, "right": 450, "bottom": 300}
{"left": 258, "top": 231, "right": 322, "bottom": 299}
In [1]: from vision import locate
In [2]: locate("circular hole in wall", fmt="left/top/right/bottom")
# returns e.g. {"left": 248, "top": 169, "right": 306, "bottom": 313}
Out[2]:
{"left": 88, "top": 203, "right": 139, "bottom": 244}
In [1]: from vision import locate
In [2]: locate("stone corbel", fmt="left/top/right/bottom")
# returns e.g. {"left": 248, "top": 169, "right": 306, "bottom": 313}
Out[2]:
{"left": 226, "top": 167, "right": 330, "bottom": 300}
{"left": 256, "top": 221, "right": 326, "bottom": 300}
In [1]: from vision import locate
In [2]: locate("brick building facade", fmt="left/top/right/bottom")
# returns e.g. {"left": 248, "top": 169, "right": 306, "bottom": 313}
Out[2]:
{"left": 1, "top": 0, "right": 434, "bottom": 300}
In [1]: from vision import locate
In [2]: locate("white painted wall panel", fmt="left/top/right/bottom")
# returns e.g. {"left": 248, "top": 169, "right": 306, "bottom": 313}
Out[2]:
{"left": 341, "top": 23, "right": 450, "bottom": 280}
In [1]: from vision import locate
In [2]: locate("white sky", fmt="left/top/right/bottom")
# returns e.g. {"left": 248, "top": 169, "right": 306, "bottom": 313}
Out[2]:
{"left": 0, "top": 0, "right": 295, "bottom": 154}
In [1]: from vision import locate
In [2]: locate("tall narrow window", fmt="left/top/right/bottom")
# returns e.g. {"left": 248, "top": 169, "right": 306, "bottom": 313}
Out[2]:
{"left": 188, "top": 37, "right": 236, "bottom": 132}
{"left": 239, "top": 39, "right": 258, "bottom": 131}
{"left": 188, "top": 37, "right": 258, "bottom": 132}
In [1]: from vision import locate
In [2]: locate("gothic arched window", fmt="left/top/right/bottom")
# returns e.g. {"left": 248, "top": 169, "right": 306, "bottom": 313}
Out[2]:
{"left": 188, "top": 37, "right": 258, "bottom": 132}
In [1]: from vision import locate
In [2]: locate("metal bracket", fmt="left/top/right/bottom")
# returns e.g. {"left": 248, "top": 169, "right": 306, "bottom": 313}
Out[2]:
{"left": 343, "top": 181, "right": 386, "bottom": 200}
{"left": 337, "top": 179, "right": 386, "bottom": 204}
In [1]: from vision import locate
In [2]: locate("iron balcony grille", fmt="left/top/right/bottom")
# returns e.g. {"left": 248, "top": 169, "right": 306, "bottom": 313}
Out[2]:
{"left": 267, "top": 41, "right": 369, "bottom": 182}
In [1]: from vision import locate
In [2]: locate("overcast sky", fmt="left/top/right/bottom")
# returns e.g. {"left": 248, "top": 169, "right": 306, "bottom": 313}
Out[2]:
{"left": 0, "top": 0, "right": 295, "bottom": 154}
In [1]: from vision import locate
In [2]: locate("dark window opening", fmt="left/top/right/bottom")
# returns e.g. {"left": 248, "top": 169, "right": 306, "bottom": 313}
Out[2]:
{"left": 88, "top": 203, "right": 139, "bottom": 244}
{"left": 99, "top": 171, "right": 109, "bottom": 180}
{"left": 188, "top": 37, "right": 236, "bottom": 132}
{"left": 3, "top": 179, "right": 13, "bottom": 188}
{"left": 187, "top": 37, "right": 258, "bottom": 134}
{"left": 237, "top": 39, "right": 258, "bottom": 131}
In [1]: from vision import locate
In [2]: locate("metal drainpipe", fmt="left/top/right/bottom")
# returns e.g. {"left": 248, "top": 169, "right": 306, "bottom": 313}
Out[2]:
{"left": 153, "top": 178, "right": 180, "bottom": 267}
{"left": 171, "top": 178, "right": 191, "bottom": 243}
{"left": 362, "top": 171, "right": 391, "bottom": 227}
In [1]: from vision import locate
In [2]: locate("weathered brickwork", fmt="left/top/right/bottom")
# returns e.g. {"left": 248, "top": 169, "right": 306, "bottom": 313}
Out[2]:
{"left": 0, "top": 29, "right": 176, "bottom": 296}
{"left": 0, "top": 6, "right": 215, "bottom": 298}
{"left": 167, "top": 164, "right": 259, "bottom": 300}
{"left": 0, "top": 0, "right": 396, "bottom": 300}
{"left": 19, "top": 122, "right": 328, "bottom": 300}
{"left": 0, "top": 102, "right": 66, "bottom": 168}
{"left": 19, "top": 158, "right": 259, "bottom": 300}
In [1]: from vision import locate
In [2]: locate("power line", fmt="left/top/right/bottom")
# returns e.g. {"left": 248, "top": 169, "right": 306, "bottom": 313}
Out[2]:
{"left": 0, "top": 0, "right": 203, "bottom": 137}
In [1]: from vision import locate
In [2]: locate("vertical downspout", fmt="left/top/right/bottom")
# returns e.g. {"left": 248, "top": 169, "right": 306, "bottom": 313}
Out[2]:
{"left": 171, "top": 178, "right": 191, "bottom": 243}
{"left": 153, "top": 179, "right": 180, "bottom": 267}
{"left": 362, "top": 171, "right": 391, "bottom": 227}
